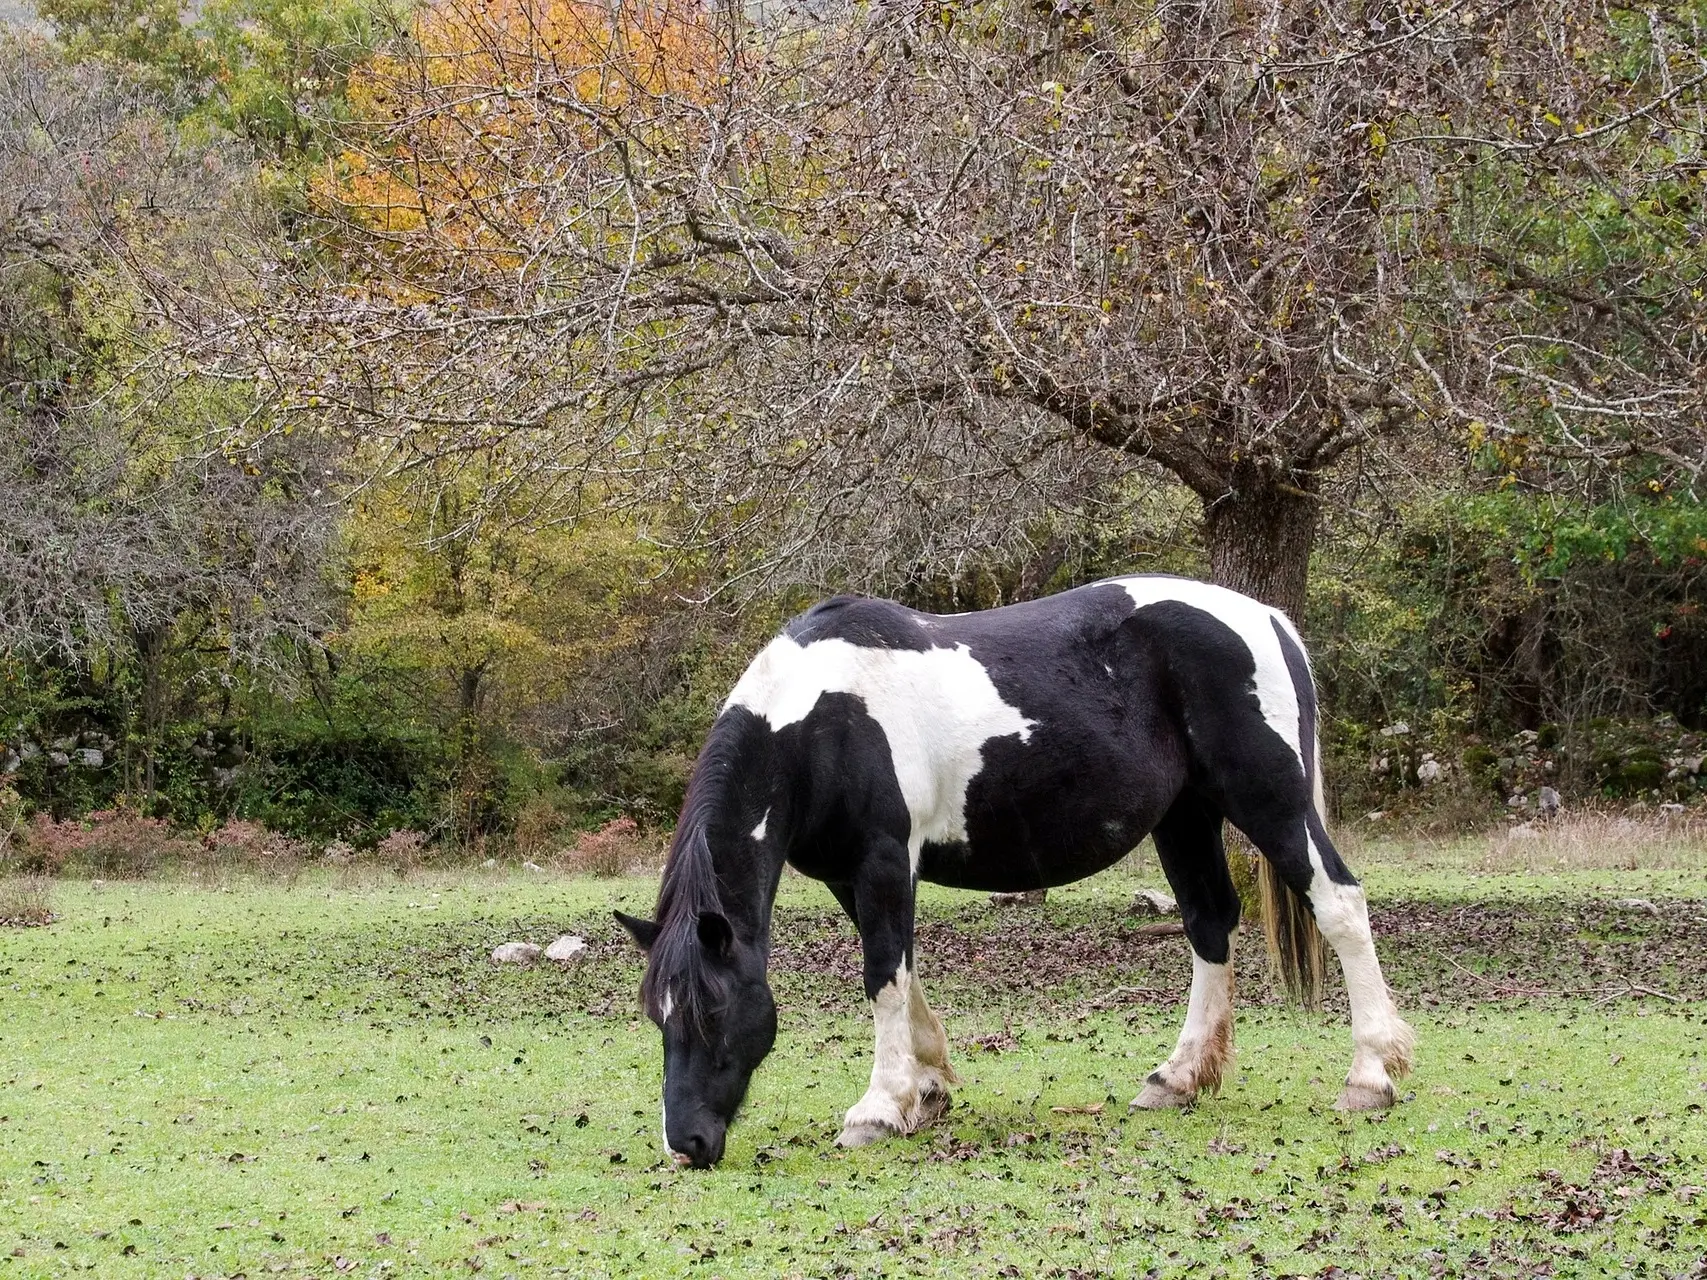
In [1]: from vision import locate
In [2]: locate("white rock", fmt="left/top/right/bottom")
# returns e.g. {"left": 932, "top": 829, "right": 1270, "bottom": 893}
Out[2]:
{"left": 1538, "top": 786, "right": 1561, "bottom": 817}
{"left": 989, "top": 889, "right": 1047, "bottom": 906}
{"left": 1132, "top": 888, "right": 1178, "bottom": 916}
{"left": 1379, "top": 722, "right": 1411, "bottom": 738}
{"left": 522, "top": 861, "right": 543, "bottom": 873}
{"left": 78, "top": 748, "right": 103, "bottom": 768}
{"left": 491, "top": 942, "right": 543, "bottom": 965}
{"left": 1614, "top": 898, "right": 1659, "bottom": 916}
{"left": 482, "top": 858, "right": 497, "bottom": 869}
{"left": 1417, "top": 759, "right": 1443, "bottom": 785}
{"left": 545, "top": 935, "right": 587, "bottom": 963}
{"left": 1508, "top": 823, "right": 1541, "bottom": 839}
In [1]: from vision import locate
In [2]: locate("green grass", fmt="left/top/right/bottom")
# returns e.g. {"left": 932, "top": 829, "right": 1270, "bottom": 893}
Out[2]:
{"left": 3, "top": 860, "right": 1706, "bottom": 1278}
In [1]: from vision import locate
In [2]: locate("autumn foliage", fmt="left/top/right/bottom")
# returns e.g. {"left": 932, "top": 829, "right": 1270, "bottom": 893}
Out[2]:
{"left": 326, "top": 0, "right": 726, "bottom": 271}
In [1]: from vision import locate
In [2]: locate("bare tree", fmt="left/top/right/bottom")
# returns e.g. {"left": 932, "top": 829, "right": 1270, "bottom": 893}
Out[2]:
{"left": 0, "top": 35, "right": 339, "bottom": 795}
{"left": 217, "top": 0, "right": 1705, "bottom": 615}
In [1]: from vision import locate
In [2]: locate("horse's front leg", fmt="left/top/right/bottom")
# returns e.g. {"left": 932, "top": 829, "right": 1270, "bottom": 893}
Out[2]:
{"left": 836, "top": 845, "right": 955, "bottom": 1148}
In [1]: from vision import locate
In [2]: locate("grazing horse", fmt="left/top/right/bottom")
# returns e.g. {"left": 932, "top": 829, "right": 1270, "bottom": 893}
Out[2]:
{"left": 616, "top": 576, "right": 1414, "bottom": 1169}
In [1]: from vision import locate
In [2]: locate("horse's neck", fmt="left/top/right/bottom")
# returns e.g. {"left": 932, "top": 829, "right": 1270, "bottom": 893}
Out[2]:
{"left": 710, "top": 827, "right": 787, "bottom": 957}
{"left": 690, "top": 711, "right": 790, "bottom": 955}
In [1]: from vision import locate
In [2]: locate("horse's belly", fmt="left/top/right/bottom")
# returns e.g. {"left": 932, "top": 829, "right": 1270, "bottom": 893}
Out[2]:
{"left": 917, "top": 798, "right": 1156, "bottom": 891}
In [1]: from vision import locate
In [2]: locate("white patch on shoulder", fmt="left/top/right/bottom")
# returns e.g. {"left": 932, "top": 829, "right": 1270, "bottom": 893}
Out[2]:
{"left": 1115, "top": 577, "right": 1304, "bottom": 763}
{"left": 725, "top": 636, "right": 1035, "bottom": 868}
{"left": 751, "top": 810, "right": 769, "bottom": 843}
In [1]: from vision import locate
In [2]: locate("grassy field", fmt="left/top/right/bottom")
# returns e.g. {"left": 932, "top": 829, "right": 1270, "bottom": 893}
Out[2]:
{"left": 3, "top": 840, "right": 1706, "bottom": 1279}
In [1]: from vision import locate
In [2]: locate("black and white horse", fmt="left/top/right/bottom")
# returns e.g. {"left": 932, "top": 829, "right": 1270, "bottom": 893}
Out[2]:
{"left": 616, "top": 576, "right": 1413, "bottom": 1169}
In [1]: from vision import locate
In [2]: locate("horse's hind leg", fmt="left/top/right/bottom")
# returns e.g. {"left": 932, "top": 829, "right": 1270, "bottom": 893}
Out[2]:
{"left": 835, "top": 842, "right": 955, "bottom": 1148}
{"left": 1133, "top": 791, "right": 1241, "bottom": 1110}
{"left": 1231, "top": 797, "right": 1415, "bottom": 1111}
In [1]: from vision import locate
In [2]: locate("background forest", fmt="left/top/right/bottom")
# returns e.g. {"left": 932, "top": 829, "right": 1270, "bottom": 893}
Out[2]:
{"left": 2, "top": 0, "right": 1704, "bottom": 867}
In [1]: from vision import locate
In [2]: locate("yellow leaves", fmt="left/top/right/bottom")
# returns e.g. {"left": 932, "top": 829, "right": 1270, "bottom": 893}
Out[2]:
{"left": 351, "top": 568, "right": 393, "bottom": 601}
{"left": 1368, "top": 123, "right": 1388, "bottom": 155}
{"left": 343, "top": 473, "right": 663, "bottom": 709}
{"left": 326, "top": 0, "right": 723, "bottom": 253}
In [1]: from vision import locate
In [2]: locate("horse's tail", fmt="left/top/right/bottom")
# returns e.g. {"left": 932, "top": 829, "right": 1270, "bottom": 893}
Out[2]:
{"left": 1259, "top": 845, "right": 1325, "bottom": 1008}
{"left": 1258, "top": 642, "right": 1328, "bottom": 1009}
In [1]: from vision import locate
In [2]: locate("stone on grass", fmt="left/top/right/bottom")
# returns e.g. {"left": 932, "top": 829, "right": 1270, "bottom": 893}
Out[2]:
{"left": 545, "top": 935, "right": 587, "bottom": 964}
{"left": 1132, "top": 888, "right": 1178, "bottom": 916}
{"left": 1614, "top": 898, "right": 1659, "bottom": 916}
{"left": 522, "top": 861, "right": 544, "bottom": 873}
{"left": 1537, "top": 786, "right": 1561, "bottom": 818}
{"left": 491, "top": 941, "right": 543, "bottom": 965}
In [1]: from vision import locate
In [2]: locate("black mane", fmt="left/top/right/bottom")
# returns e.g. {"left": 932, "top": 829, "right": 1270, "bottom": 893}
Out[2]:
{"left": 641, "top": 715, "right": 744, "bottom": 1032}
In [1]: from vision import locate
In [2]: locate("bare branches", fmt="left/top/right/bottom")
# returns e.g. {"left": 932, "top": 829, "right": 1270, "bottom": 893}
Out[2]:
{"left": 0, "top": 36, "right": 338, "bottom": 666}
{"left": 185, "top": 0, "right": 1705, "bottom": 598}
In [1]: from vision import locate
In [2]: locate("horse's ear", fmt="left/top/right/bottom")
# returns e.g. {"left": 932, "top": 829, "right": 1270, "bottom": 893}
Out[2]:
{"left": 613, "top": 910, "right": 660, "bottom": 952}
{"left": 696, "top": 910, "right": 734, "bottom": 961}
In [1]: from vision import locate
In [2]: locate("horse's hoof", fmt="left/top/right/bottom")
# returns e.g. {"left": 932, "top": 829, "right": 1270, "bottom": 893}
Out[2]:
{"left": 837, "top": 1120, "right": 900, "bottom": 1148}
{"left": 1130, "top": 1079, "right": 1194, "bottom": 1110}
{"left": 1335, "top": 1081, "right": 1396, "bottom": 1112}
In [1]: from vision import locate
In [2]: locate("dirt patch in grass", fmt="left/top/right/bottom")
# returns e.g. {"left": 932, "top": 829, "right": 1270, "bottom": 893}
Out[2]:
{"left": 64, "top": 889, "right": 1707, "bottom": 1029}
{"left": 767, "top": 895, "right": 1707, "bottom": 1014}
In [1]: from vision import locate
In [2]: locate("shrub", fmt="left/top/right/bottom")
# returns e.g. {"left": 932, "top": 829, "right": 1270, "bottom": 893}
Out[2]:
{"left": 563, "top": 816, "right": 651, "bottom": 877}
{"left": 370, "top": 828, "right": 427, "bottom": 872}
{"left": 25, "top": 809, "right": 193, "bottom": 878}
{"left": 0, "top": 785, "right": 26, "bottom": 867}
{"left": 511, "top": 795, "right": 564, "bottom": 863}
{"left": 197, "top": 819, "right": 310, "bottom": 870}
{"left": 0, "top": 876, "right": 54, "bottom": 927}
{"left": 76, "top": 811, "right": 192, "bottom": 878}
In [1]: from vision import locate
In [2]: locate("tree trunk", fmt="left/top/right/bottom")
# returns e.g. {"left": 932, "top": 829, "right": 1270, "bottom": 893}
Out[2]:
{"left": 133, "top": 621, "right": 170, "bottom": 809}
{"left": 1202, "top": 477, "right": 1320, "bottom": 624}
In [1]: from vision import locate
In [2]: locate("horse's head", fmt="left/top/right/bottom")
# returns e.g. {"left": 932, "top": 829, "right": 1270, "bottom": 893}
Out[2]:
{"left": 615, "top": 907, "right": 777, "bottom": 1169}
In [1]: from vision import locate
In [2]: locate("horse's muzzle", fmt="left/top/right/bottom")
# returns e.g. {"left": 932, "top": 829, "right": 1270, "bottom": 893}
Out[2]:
{"left": 668, "top": 1127, "right": 724, "bottom": 1169}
